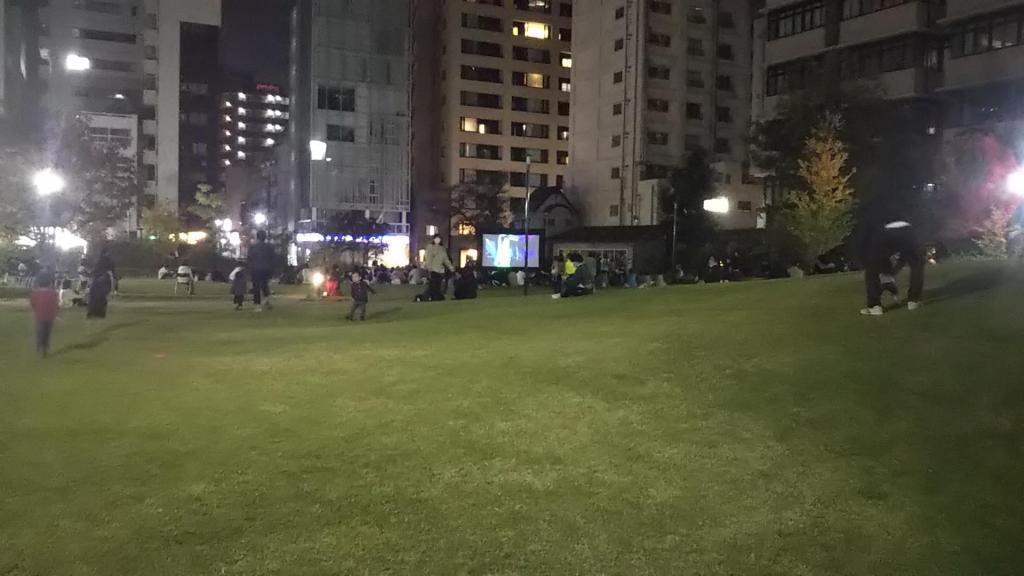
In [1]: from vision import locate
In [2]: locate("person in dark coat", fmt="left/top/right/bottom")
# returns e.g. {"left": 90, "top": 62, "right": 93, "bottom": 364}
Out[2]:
{"left": 87, "top": 248, "right": 115, "bottom": 319}
{"left": 454, "top": 261, "right": 479, "bottom": 300}
{"left": 861, "top": 220, "right": 925, "bottom": 316}
{"left": 248, "top": 230, "right": 276, "bottom": 311}
{"left": 346, "top": 271, "right": 376, "bottom": 321}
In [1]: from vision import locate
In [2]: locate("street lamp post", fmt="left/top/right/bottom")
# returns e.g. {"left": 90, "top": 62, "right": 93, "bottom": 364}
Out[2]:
{"left": 671, "top": 197, "right": 679, "bottom": 269}
{"left": 33, "top": 169, "right": 66, "bottom": 267}
{"left": 523, "top": 157, "right": 532, "bottom": 297}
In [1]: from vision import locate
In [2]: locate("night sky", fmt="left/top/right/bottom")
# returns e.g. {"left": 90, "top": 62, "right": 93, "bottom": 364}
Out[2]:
{"left": 221, "top": 0, "right": 293, "bottom": 87}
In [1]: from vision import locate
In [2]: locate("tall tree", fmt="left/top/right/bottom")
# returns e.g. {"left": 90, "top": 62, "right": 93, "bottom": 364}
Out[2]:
{"left": 447, "top": 181, "right": 511, "bottom": 232}
{"left": 752, "top": 84, "right": 939, "bottom": 235}
{"left": 186, "top": 183, "right": 225, "bottom": 227}
{"left": 782, "top": 113, "right": 857, "bottom": 267}
{"left": 54, "top": 119, "right": 140, "bottom": 241}
{"left": 663, "top": 147, "right": 717, "bottom": 244}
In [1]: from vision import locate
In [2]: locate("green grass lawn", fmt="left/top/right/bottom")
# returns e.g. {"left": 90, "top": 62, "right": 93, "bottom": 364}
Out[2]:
{"left": 2, "top": 261, "right": 1023, "bottom": 575}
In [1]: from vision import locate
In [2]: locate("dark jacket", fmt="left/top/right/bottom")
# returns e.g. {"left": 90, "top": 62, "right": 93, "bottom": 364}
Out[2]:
{"left": 248, "top": 241, "right": 276, "bottom": 272}
{"left": 350, "top": 280, "right": 376, "bottom": 302}
{"left": 230, "top": 268, "right": 249, "bottom": 295}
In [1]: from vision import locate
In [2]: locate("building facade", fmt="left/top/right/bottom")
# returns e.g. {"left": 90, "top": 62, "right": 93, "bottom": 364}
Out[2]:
{"left": 440, "top": 0, "right": 573, "bottom": 202}
{"left": 941, "top": 0, "right": 1024, "bottom": 140}
{"left": 1, "top": 0, "right": 221, "bottom": 216}
{"left": 411, "top": 0, "right": 576, "bottom": 252}
{"left": 569, "top": 0, "right": 761, "bottom": 230}
{"left": 219, "top": 81, "right": 290, "bottom": 227}
{"left": 288, "top": 0, "right": 412, "bottom": 235}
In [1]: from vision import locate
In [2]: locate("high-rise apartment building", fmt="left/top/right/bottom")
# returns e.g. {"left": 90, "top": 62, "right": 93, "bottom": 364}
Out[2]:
{"left": 754, "top": 0, "right": 945, "bottom": 119}
{"left": 219, "top": 82, "right": 290, "bottom": 171}
{"left": 219, "top": 81, "right": 290, "bottom": 225}
{"left": 570, "top": 0, "right": 761, "bottom": 230}
{"left": 941, "top": 0, "right": 1024, "bottom": 137}
{"left": 288, "top": 0, "right": 412, "bottom": 234}
{"left": 1, "top": 0, "right": 220, "bottom": 215}
{"left": 411, "top": 0, "right": 573, "bottom": 248}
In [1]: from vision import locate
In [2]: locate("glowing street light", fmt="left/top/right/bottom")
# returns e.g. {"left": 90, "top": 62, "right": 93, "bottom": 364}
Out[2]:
{"left": 703, "top": 196, "right": 730, "bottom": 214}
{"left": 310, "top": 139, "right": 327, "bottom": 161}
{"left": 65, "top": 53, "right": 92, "bottom": 72}
{"left": 1006, "top": 167, "right": 1024, "bottom": 198}
{"left": 33, "top": 169, "right": 66, "bottom": 197}
{"left": 253, "top": 212, "right": 268, "bottom": 226}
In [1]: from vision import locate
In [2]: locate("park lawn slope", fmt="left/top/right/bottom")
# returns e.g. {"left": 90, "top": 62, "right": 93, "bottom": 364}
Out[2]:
{"left": 1, "top": 261, "right": 1022, "bottom": 575}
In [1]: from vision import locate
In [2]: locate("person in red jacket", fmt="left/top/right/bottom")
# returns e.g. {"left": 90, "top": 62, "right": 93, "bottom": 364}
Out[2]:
{"left": 30, "top": 271, "right": 59, "bottom": 357}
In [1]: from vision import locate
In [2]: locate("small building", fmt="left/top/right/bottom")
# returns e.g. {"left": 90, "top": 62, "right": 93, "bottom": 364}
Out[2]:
{"left": 549, "top": 225, "right": 669, "bottom": 275}
{"left": 509, "top": 186, "right": 581, "bottom": 237}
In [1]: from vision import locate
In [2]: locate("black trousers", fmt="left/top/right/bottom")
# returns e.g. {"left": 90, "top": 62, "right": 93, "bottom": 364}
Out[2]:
{"left": 233, "top": 294, "right": 245, "bottom": 307}
{"left": 428, "top": 272, "right": 445, "bottom": 301}
{"left": 347, "top": 301, "right": 367, "bottom": 320}
{"left": 36, "top": 320, "right": 53, "bottom": 356}
{"left": 865, "top": 227, "right": 924, "bottom": 307}
{"left": 251, "top": 270, "right": 271, "bottom": 305}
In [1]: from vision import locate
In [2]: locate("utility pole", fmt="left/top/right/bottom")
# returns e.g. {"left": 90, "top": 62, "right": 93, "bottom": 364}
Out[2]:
{"left": 523, "top": 156, "right": 531, "bottom": 296}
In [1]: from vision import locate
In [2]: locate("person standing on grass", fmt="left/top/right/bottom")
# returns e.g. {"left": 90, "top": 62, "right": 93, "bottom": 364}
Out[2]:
{"left": 345, "top": 271, "right": 376, "bottom": 321}
{"left": 87, "top": 247, "right": 115, "bottom": 319}
{"left": 248, "top": 230, "right": 276, "bottom": 311}
{"left": 861, "top": 220, "right": 925, "bottom": 316}
{"left": 30, "top": 271, "right": 59, "bottom": 357}
{"left": 423, "top": 234, "right": 453, "bottom": 301}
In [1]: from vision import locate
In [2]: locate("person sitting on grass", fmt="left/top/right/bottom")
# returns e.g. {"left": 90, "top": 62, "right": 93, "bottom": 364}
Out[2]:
{"left": 346, "top": 271, "right": 376, "bottom": 321}
{"left": 553, "top": 254, "right": 593, "bottom": 299}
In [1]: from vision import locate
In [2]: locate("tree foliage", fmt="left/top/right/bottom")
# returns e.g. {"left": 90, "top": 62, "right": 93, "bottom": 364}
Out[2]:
{"left": 940, "top": 129, "right": 1020, "bottom": 243}
{"left": 186, "top": 183, "right": 225, "bottom": 227}
{"left": 782, "top": 113, "right": 857, "bottom": 266}
{"left": 663, "top": 147, "right": 717, "bottom": 244}
{"left": 448, "top": 181, "right": 511, "bottom": 232}
{"left": 752, "top": 83, "right": 939, "bottom": 235}
{"left": 0, "top": 144, "right": 41, "bottom": 243}
{"left": 974, "top": 206, "right": 1018, "bottom": 258}
{"left": 54, "top": 118, "right": 141, "bottom": 241}
{"left": 0, "top": 118, "right": 140, "bottom": 244}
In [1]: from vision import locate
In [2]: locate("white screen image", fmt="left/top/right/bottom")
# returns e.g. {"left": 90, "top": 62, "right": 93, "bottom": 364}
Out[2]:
{"left": 482, "top": 234, "right": 540, "bottom": 268}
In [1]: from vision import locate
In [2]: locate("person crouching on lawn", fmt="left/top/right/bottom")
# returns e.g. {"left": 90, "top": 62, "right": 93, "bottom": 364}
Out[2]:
{"left": 861, "top": 220, "right": 925, "bottom": 316}
{"left": 346, "top": 271, "right": 376, "bottom": 321}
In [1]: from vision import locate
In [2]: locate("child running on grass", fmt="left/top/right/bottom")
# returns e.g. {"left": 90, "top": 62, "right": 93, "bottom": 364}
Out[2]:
{"left": 345, "top": 271, "right": 376, "bottom": 321}
{"left": 29, "top": 271, "right": 59, "bottom": 358}
{"left": 229, "top": 262, "right": 249, "bottom": 311}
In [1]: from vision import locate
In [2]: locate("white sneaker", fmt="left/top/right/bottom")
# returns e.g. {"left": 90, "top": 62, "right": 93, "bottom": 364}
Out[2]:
{"left": 907, "top": 301, "right": 920, "bottom": 311}
{"left": 551, "top": 294, "right": 561, "bottom": 299}
{"left": 860, "top": 306, "right": 884, "bottom": 316}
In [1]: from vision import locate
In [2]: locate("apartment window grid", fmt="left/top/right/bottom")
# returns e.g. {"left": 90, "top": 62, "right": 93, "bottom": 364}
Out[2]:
{"left": 949, "top": 7, "right": 1024, "bottom": 59}
{"left": 841, "top": 0, "right": 918, "bottom": 20}
{"left": 839, "top": 35, "right": 925, "bottom": 80}
{"left": 649, "top": 1, "right": 671, "bottom": 15}
{"left": 767, "top": 1, "right": 825, "bottom": 41}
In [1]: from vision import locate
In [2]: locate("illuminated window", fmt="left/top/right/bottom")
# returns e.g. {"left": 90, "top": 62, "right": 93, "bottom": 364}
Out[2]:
{"left": 558, "top": 126, "right": 569, "bottom": 140}
{"left": 513, "top": 20, "right": 551, "bottom": 39}
{"left": 559, "top": 77, "right": 571, "bottom": 92}
{"left": 457, "top": 222, "right": 477, "bottom": 236}
{"left": 237, "top": 136, "right": 246, "bottom": 145}
{"left": 460, "top": 117, "right": 501, "bottom": 134}
{"left": 237, "top": 151, "right": 247, "bottom": 160}
{"left": 237, "top": 122, "right": 246, "bottom": 130}
{"left": 514, "top": 71, "right": 549, "bottom": 88}
{"left": 560, "top": 52, "right": 572, "bottom": 68}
